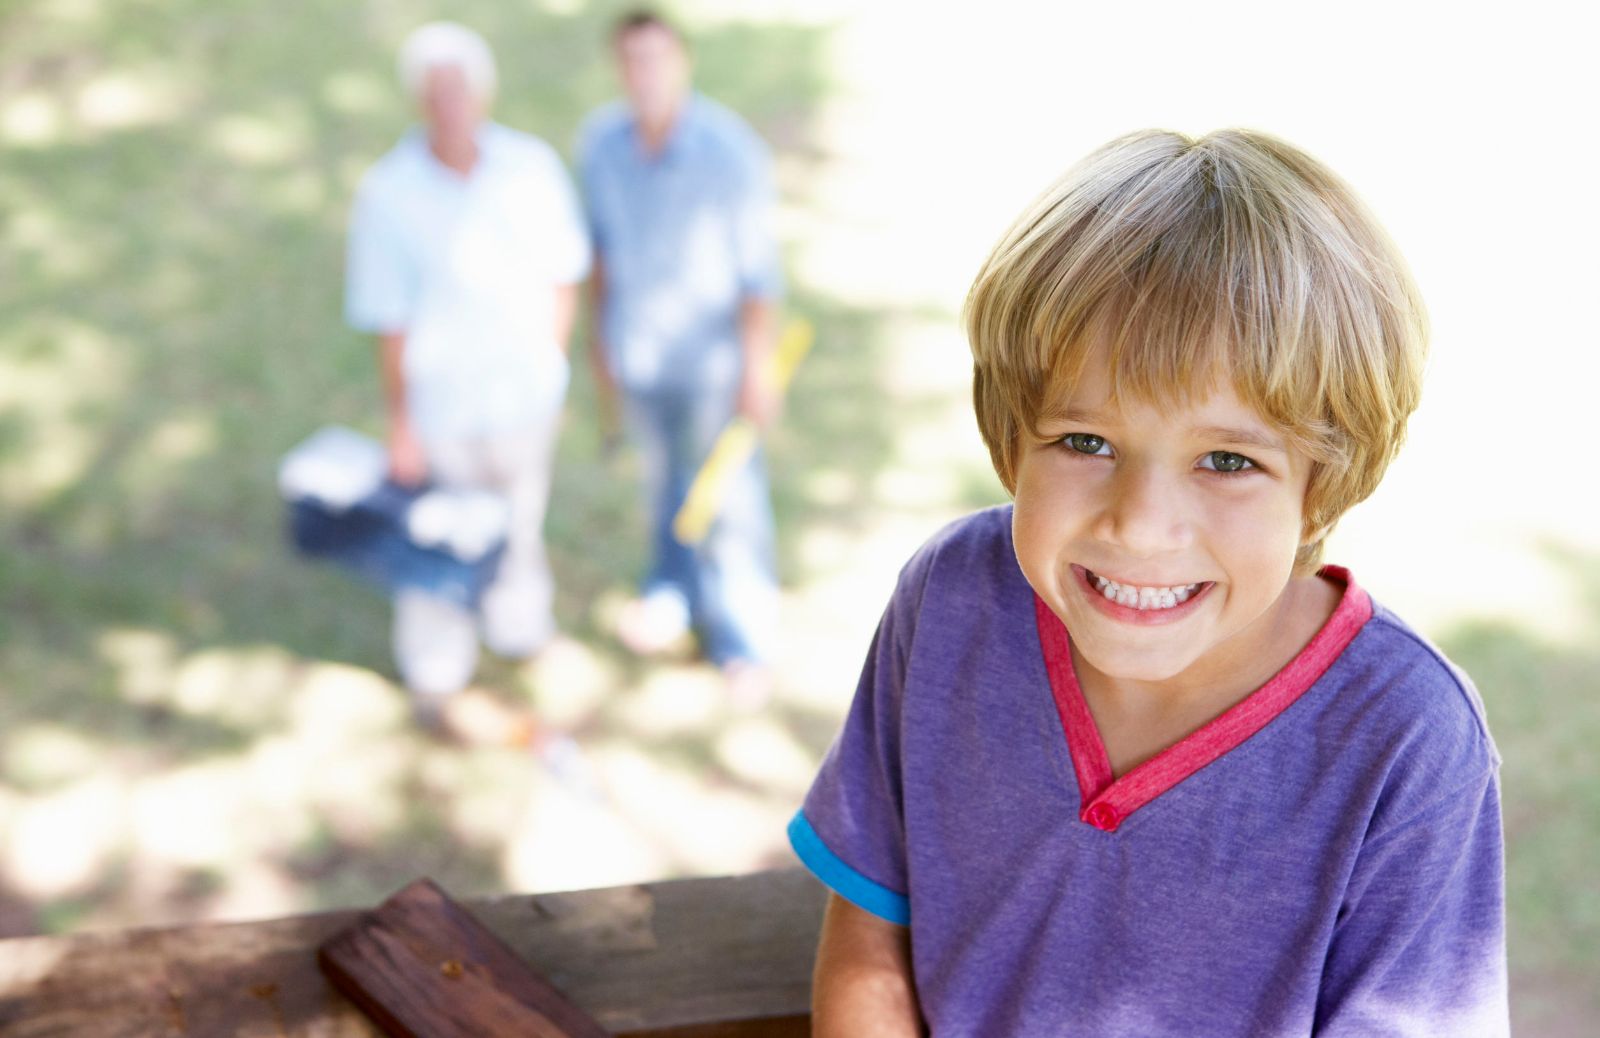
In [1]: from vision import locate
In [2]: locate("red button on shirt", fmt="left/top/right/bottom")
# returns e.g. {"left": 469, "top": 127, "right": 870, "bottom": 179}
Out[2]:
{"left": 1085, "top": 802, "right": 1120, "bottom": 832}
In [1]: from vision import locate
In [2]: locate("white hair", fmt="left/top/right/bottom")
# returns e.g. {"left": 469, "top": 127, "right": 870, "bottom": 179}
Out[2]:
{"left": 397, "top": 21, "right": 498, "bottom": 101}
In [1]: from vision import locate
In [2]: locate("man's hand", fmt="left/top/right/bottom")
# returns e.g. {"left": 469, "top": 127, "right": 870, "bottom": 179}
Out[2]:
{"left": 737, "top": 350, "right": 781, "bottom": 429}
{"left": 387, "top": 422, "right": 428, "bottom": 487}
{"left": 736, "top": 297, "right": 779, "bottom": 428}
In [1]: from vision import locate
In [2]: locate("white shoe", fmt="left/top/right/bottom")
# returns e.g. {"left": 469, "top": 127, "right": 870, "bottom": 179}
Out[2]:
{"left": 616, "top": 594, "right": 691, "bottom": 656}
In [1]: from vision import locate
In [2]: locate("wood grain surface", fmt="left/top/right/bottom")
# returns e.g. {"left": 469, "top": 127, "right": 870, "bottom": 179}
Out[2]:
{"left": 0, "top": 869, "right": 825, "bottom": 1037}
{"left": 318, "top": 878, "right": 611, "bottom": 1037}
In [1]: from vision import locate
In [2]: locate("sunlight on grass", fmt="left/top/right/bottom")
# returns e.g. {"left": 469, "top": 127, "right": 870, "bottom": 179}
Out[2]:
{"left": 319, "top": 71, "right": 389, "bottom": 116}
{"left": 132, "top": 763, "right": 255, "bottom": 868}
{"left": 2, "top": 725, "right": 102, "bottom": 790}
{"left": 96, "top": 627, "right": 179, "bottom": 703}
{"left": 5, "top": 777, "right": 122, "bottom": 898}
{"left": 713, "top": 716, "right": 815, "bottom": 794}
{"left": 521, "top": 638, "right": 621, "bottom": 727}
{"left": 612, "top": 667, "right": 724, "bottom": 736}
{"left": 74, "top": 69, "right": 184, "bottom": 131}
{"left": 0, "top": 93, "right": 64, "bottom": 145}
{"left": 4, "top": 210, "right": 104, "bottom": 280}
{"left": 40, "top": 0, "right": 108, "bottom": 24}
{"left": 1, "top": 0, "right": 1594, "bottom": 1029}
{"left": 259, "top": 168, "right": 329, "bottom": 214}
{"left": 0, "top": 322, "right": 124, "bottom": 507}
{"left": 141, "top": 414, "right": 216, "bottom": 466}
{"left": 286, "top": 662, "right": 406, "bottom": 739}
{"left": 208, "top": 110, "right": 310, "bottom": 166}
{"left": 591, "top": 743, "right": 793, "bottom": 874}
{"left": 503, "top": 781, "right": 668, "bottom": 893}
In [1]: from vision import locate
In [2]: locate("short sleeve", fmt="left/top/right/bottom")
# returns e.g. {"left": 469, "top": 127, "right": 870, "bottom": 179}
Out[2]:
{"left": 1314, "top": 765, "right": 1509, "bottom": 1036}
{"left": 344, "top": 180, "right": 417, "bottom": 334}
{"left": 574, "top": 115, "right": 613, "bottom": 256}
{"left": 729, "top": 139, "right": 782, "bottom": 301}
{"left": 789, "top": 579, "right": 915, "bottom": 926}
{"left": 538, "top": 151, "right": 592, "bottom": 285}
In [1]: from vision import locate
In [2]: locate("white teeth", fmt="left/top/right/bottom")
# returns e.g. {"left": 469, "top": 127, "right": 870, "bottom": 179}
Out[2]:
{"left": 1088, "top": 572, "right": 1201, "bottom": 611}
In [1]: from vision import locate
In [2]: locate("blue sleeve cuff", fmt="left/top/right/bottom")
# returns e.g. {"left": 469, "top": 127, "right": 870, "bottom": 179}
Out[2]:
{"left": 787, "top": 810, "right": 910, "bottom": 926}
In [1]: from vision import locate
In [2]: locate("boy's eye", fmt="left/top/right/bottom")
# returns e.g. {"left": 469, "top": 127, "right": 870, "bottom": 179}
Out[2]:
{"left": 1061, "top": 433, "right": 1110, "bottom": 456}
{"left": 1200, "top": 450, "right": 1255, "bottom": 473}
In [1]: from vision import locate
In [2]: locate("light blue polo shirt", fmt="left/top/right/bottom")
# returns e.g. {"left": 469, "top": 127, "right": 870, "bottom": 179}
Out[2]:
{"left": 578, "top": 95, "right": 782, "bottom": 395}
{"left": 345, "top": 122, "right": 590, "bottom": 443}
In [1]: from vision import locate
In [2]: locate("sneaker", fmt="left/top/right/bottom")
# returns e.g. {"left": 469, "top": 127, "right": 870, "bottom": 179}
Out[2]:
{"left": 616, "top": 594, "right": 691, "bottom": 656}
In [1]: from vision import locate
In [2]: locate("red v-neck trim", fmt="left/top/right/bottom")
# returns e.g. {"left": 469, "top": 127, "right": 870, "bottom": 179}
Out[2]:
{"left": 1034, "top": 566, "right": 1372, "bottom": 833}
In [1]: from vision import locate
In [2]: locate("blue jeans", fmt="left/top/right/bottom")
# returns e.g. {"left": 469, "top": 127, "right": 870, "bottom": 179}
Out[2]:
{"left": 624, "top": 385, "right": 777, "bottom": 666}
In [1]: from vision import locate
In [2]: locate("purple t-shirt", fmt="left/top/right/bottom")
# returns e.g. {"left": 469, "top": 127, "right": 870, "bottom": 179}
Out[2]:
{"left": 791, "top": 506, "right": 1507, "bottom": 1036}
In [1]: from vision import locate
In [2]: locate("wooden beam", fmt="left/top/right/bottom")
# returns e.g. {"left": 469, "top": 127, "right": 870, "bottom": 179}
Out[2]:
{"left": 0, "top": 870, "right": 825, "bottom": 1037}
{"left": 319, "top": 878, "right": 611, "bottom": 1037}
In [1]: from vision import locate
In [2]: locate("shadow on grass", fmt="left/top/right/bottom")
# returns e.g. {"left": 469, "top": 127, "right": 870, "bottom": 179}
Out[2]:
{"left": 4, "top": 14, "right": 1597, "bottom": 1034}
{"left": 1434, "top": 541, "right": 1600, "bottom": 1038}
{"left": 0, "top": 0, "right": 842, "bottom": 664}
{"left": 0, "top": 0, "right": 892, "bottom": 936}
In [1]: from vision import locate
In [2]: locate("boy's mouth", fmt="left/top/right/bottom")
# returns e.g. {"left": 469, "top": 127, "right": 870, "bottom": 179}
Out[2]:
{"left": 1083, "top": 569, "right": 1209, "bottom": 612}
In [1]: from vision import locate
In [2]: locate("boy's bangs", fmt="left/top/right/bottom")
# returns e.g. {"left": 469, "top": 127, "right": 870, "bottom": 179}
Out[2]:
{"left": 1031, "top": 181, "right": 1348, "bottom": 468}
{"left": 968, "top": 128, "right": 1427, "bottom": 571}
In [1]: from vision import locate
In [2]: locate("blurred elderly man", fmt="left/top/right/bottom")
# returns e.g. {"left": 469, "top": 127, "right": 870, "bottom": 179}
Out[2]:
{"left": 345, "top": 22, "right": 590, "bottom": 708}
{"left": 580, "top": 9, "right": 783, "bottom": 701}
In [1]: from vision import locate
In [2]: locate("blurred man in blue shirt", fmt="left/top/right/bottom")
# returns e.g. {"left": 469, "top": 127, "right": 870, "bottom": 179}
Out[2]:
{"left": 580, "top": 9, "right": 782, "bottom": 701}
{"left": 346, "top": 22, "right": 590, "bottom": 708}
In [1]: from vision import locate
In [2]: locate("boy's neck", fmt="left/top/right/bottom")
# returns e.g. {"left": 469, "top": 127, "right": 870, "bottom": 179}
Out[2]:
{"left": 1073, "top": 573, "right": 1340, "bottom": 776}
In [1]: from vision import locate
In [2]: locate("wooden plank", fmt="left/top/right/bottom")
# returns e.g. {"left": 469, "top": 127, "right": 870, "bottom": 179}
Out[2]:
{"left": 0, "top": 870, "right": 825, "bottom": 1037}
{"left": 619, "top": 1016, "right": 810, "bottom": 1038}
{"left": 318, "top": 878, "right": 609, "bottom": 1038}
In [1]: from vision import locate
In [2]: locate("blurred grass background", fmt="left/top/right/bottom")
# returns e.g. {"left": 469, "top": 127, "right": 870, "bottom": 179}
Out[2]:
{"left": 1, "top": 0, "right": 1595, "bottom": 1033}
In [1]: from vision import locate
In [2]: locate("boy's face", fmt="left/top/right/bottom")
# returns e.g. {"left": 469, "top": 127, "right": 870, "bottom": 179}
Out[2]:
{"left": 1013, "top": 350, "right": 1314, "bottom": 692}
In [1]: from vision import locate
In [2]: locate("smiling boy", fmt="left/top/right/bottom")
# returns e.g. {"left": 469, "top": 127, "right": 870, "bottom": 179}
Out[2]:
{"left": 789, "top": 130, "right": 1508, "bottom": 1035}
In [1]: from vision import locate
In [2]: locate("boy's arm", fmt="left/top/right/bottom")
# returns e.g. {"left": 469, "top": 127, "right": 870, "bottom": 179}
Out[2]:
{"left": 812, "top": 893, "right": 923, "bottom": 1037}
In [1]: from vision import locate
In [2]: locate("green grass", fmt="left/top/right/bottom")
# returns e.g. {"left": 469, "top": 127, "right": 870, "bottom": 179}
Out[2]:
{"left": 1435, "top": 542, "right": 1600, "bottom": 1033}
{"left": 0, "top": 0, "right": 870, "bottom": 926}
{"left": 1, "top": 3, "right": 1596, "bottom": 1033}
{"left": 0, "top": 0, "right": 848, "bottom": 679}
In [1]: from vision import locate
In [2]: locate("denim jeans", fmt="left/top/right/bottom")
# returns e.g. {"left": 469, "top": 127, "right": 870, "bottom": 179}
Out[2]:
{"left": 624, "top": 385, "right": 778, "bottom": 666}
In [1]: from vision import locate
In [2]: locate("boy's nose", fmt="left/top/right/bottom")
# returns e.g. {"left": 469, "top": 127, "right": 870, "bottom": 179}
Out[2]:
{"left": 1097, "top": 464, "right": 1193, "bottom": 558}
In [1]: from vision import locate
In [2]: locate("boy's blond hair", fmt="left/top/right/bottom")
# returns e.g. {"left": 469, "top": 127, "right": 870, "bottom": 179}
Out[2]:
{"left": 965, "top": 129, "right": 1427, "bottom": 574}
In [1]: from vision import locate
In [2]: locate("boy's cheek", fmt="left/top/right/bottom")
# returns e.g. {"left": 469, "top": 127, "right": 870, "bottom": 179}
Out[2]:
{"left": 1216, "top": 502, "right": 1305, "bottom": 561}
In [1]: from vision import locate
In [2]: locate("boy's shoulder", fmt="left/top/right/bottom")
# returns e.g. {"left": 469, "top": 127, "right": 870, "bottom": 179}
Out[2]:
{"left": 1352, "top": 598, "right": 1497, "bottom": 753}
{"left": 1325, "top": 591, "right": 1501, "bottom": 835}
{"left": 881, "top": 506, "right": 1036, "bottom": 670}
{"left": 894, "top": 505, "right": 1018, "bottom": 602}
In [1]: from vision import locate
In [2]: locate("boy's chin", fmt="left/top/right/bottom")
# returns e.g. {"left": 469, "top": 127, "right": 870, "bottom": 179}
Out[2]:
{"left": 1074, "top": 641, "right": 1200, "bottom": 685}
